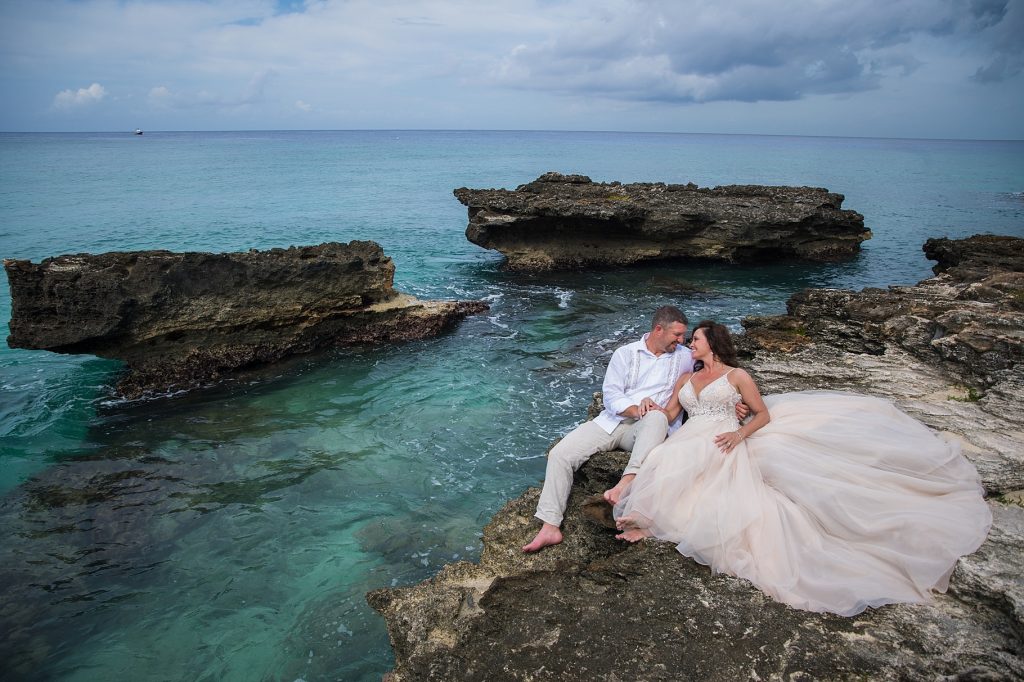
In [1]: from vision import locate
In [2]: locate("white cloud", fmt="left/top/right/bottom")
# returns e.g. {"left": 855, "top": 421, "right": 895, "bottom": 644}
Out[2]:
{"left": 148, "top": 86, "right": 173, "bottom": 106}
{"left": 53, "top": 82, "right": 107, "bottom": 109}
{"left": 144, "top": 69, "right": 276, "bottom": 110}
{"left": 295, "top": 99, "right": 312, "bottom": 112}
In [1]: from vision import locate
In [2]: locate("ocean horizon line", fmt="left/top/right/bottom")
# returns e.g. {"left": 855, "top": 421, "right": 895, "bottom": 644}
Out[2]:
{"left": 2, "top": 128, "right": 1022, "bottom": 144}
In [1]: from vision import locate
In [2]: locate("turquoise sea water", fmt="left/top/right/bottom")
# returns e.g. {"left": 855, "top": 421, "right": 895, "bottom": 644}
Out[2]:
{"left": 1, "top": 130, "right": 1022, "bottom": 680}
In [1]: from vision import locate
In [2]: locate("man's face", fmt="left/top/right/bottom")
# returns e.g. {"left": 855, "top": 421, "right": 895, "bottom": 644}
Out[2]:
{"left": 652, "top": 321, "right": 687, "bottom": 353}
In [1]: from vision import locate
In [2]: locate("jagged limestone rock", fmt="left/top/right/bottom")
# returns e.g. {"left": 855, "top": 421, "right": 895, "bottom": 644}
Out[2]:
{"left": 369, "top": 451, "right": 1021, "bottom": 681}
{"left": 455, "top": 172, "right": 870, "bottom": 271}
{"left": 740, "top": 235, "right": 1024, "bottom": 389}
{"left": 5, "top": 241, "right": 487, "bottom": 399}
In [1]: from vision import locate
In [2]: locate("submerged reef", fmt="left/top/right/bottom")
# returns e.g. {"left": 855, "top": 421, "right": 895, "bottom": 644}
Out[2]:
{"left": 455, "top": 172, "right": 870, "bottom": 271}
{"left": 4, "top": 241, "right": 487, "bottom": 399}
{"left": 368, "top": 235, "right": 1024, "bottom": 681}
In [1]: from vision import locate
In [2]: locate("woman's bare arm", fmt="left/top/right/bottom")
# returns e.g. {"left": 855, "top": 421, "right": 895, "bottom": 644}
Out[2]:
{"left": 659, "top": 372, "right": 693, "bottom": 423}
{"left": 715, "top": 369, "right": 770, "bottom": 453}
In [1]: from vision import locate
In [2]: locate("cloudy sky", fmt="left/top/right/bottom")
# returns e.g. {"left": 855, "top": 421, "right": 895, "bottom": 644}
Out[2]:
{"left": 1, "top": 0, "right": 1021, "bottom": 138}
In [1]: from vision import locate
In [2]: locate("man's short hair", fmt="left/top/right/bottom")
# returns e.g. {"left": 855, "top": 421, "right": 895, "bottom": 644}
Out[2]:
{"left": 651, "top": 305, "right": 688, "bottom": 330}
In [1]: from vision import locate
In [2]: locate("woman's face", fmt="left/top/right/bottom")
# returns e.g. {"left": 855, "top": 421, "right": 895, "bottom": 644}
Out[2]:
{"left": 689, "top": 328, "right": 711, "bottom": 360}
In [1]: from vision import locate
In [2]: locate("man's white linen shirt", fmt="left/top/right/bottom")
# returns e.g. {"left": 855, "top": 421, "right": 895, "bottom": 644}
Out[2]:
{"left": 593, "top": 334, "right": 694, "bottom": 434}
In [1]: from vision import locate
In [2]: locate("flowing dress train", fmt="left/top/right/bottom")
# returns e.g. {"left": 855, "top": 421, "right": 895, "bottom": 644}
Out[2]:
{"left": 613, "top": 374, "right": 992, "bottom": 616}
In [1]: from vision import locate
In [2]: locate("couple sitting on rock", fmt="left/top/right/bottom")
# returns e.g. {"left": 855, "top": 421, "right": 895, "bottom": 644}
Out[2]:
{"left": 522, "top": 306, "right": 991, "bottom": 616}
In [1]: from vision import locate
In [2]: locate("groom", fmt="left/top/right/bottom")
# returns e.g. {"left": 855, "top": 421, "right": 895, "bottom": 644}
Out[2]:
{"left": 523, "top": 306, "right": 693, "bottom": 553}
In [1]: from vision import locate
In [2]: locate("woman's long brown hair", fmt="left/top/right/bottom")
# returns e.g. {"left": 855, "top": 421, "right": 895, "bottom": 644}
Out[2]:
{"left": 694, "top": 320, "right": 739, "bottom": 367}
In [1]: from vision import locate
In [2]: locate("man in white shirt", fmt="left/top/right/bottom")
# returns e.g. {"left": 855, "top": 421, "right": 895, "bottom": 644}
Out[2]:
{"left": 523, "top": 306, "right": 693, "bottom": 553}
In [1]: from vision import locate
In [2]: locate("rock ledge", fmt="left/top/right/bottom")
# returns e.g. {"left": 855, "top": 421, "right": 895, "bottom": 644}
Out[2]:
{"left": 5, "top": 241, "right": 487, "bottom": 399}
{"left": 455, "top": 172, "right": 870, "bottom": 271}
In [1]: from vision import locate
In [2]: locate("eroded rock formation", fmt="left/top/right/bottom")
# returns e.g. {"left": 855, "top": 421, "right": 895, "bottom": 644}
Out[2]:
{"left": 455, "top": 172, "right": 870, "bottom": 271}
{"left": 741, "top": 234, "right": 1024, "bottom": 390}
{"left": 368, "top": 234, "right": 1023, "bottom": 681}
{"left": 5, "top": 241, "right": 487, "bottom": 399}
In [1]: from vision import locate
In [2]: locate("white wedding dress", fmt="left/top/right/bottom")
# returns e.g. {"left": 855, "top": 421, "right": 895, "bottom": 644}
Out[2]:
{"left": 613, "top": 372, "right": 992, "bottom": 616}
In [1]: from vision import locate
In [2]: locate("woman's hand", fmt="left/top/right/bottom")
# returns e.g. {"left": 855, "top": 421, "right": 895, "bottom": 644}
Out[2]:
{"left": 637, "top": 397, "right": 663, "bottom": 417}
{"left": 714, "top": 430, "right": 745, "bottom": 454}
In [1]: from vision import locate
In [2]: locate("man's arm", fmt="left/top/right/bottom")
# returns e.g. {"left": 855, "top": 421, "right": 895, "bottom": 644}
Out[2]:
{"left": 602, "top": 347, "right": 637, "bottom": 418}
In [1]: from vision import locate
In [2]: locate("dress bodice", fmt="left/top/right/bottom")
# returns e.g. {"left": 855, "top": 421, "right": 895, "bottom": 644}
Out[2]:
{"left": 680, "top": 373, "right": 741, "bottom": 424}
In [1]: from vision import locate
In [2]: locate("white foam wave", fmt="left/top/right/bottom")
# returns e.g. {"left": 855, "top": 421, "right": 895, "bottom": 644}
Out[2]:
{"left": 97, "top": 386, "right": 190, "bottom": 407}
{"left": 486, "top": 314, "right": 518, "bottom": 338}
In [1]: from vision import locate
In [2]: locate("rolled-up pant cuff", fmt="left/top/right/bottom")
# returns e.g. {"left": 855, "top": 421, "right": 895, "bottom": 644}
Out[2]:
{"left": 534, "top": 511, "right": 562, "bottom": 527}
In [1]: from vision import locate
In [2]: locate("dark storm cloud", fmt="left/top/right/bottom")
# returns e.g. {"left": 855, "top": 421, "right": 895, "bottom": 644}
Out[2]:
{"left": 968, "top": 0, "right": 1023, "bottom": 81}
{"left": 493, "top": 0, "right": 1023, "bottom": 103}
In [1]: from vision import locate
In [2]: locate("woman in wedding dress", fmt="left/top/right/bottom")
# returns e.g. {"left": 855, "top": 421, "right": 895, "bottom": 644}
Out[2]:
{"left": 613, "top": 320, "right": 992, "bottom": 616}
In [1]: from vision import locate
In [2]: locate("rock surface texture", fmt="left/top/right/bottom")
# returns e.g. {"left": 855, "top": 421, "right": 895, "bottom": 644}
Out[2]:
{"left": 747, "top": 234, "right": 1024, "bottom": 389}
{"left": 455, "top": 172, "right": 870, "bottom": 271}
{"left": 5, "top": 241, "right": 487, "bottom": 399}
{"left": 368, "top": 234, "right": 1023, "bottom": 681}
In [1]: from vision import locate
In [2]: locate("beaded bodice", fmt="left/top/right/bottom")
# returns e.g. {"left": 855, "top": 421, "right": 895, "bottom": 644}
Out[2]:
{"left": 680, "top": 372, "right": 741, "bottom": 424}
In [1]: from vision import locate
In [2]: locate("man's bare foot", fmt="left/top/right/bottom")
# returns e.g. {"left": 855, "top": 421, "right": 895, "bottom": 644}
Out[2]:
{"left": 615, "top": 528, "right": 652, "bottom": 542}
{"left": 603, "top": 473, "right": 635, "bottom": 505}
{"left": 522, "top": 523, "right": 563, "bottom": 553}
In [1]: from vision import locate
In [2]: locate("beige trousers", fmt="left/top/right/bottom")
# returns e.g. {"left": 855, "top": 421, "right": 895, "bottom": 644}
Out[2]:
{"left": 534, "top": 411, "right": 669, "bottom": 527}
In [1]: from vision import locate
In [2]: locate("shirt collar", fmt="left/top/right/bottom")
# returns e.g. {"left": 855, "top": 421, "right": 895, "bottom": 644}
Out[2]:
{"left": 639, "top": 332, "right": 668, "bottom": 358}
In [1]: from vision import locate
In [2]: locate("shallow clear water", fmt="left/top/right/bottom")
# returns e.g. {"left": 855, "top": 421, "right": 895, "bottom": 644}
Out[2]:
{"left": 1, "top": 130, "right": 1022, "bottom": 680}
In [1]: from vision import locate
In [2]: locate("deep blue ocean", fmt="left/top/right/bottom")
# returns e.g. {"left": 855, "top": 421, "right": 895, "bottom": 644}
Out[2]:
{"left": 1, "top": 130, "right": 1022, "bottom": 681}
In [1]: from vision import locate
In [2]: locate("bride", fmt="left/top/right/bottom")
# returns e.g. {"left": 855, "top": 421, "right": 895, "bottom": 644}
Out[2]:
{"left": 613, "top": 320, "right": 992, "bottom": 616}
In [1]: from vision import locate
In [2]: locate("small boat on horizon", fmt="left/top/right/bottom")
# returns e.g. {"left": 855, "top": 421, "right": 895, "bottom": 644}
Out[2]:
{"left": 133, "top": 128, "right": 143, "bottom": 135}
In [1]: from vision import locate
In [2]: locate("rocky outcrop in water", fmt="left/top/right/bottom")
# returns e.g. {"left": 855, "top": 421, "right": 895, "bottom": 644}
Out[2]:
{"left": 742, "top": 234, "right": 1024, "bottom": 389}
{"left": 5, "top": 241, "right": 487, "bottom": 399}
{"left": 455, "top": 172, "right": 870, "bottom": 271}
{"left": 368, "top": 234, "right": 1023, "bottom": 681}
